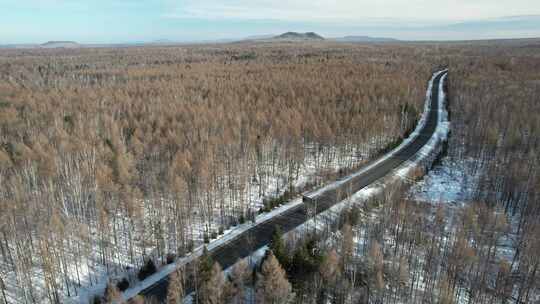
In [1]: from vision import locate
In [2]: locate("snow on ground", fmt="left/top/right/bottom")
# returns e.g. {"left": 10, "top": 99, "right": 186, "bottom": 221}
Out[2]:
{"left": 217, "top": 69, "right": 452, "bottom": 300}
{"left": 121, "top": 198, "right": 302, "bottom": 302}
{"left": 0, "top": 137, "right": 386, "bottom": 304}
{"left": 404, "top": 77, "right": 540, "bottom": 303}
{"left": 66, "top": 71, "right": 448, "bottom": 303}
{"left": 182, "top": 245, "right": 268, "bottom": 304}
{"left": 306, "top": 70, "right": 447, "bottom": 201}
{"left": 54, "top": 140, "right": 382, "bottom": 303}
{"left": 407, "top": 71, "right": 479, "bottom": 206}
{"left": 408, "top": 157, "right": 479, "bottom": 205}
{"left": 406, "top": 158, "right": 532, "bottom": 304}
{"left": 124, "top": 72, "right": 449, "bottom": 303}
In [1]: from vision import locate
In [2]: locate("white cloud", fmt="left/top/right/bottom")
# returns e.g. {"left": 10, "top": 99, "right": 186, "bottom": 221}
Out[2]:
{"left": 165, "top": 0, "right": 540, "bottom": 22}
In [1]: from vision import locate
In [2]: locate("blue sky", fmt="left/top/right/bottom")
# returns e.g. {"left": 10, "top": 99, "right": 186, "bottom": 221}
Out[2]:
{"left": 1, "top": 0, "right": 540, "bottom": 44}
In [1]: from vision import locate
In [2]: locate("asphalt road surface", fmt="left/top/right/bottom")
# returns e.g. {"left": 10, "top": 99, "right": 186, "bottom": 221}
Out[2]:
{"left": 138, "top": 70, "right": 448, "bottom": 302}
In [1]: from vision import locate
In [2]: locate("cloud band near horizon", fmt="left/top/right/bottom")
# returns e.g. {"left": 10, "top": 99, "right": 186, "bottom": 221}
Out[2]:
{"left": 1, "top": 0, "right": 540, "bottom": 44}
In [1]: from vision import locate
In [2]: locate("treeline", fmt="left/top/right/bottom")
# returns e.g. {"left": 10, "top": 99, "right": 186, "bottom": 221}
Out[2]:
{"left": 0, "top": 43, "right": 431, "bottom": 302}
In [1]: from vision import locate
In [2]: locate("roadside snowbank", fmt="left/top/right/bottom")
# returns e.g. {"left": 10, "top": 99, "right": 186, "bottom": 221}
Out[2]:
{"left": 121, "top": 198, "right": 303, "bottom": 301}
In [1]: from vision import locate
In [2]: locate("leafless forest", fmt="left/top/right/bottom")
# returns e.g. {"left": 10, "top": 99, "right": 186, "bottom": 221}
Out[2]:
{"left": 0, "top": 43, "right": 430, "bottom": 303}
{"left": 261, "top": 41, "right": 540, "bottom": 304}
{"left": 0, "top": 40, "right": 539, "bottom": 304}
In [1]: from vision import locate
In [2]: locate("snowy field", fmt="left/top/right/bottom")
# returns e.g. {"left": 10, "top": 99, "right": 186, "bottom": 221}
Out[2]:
{"left": 408, "top": 157, "right": 479, "bottom": 205}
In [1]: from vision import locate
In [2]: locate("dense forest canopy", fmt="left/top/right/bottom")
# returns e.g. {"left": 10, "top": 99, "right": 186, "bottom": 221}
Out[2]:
{"left": 0, "top": 43, "right": 430, "bottom": 303}
{"left": 1, "top": 39, "right": 539, "bottom": 304}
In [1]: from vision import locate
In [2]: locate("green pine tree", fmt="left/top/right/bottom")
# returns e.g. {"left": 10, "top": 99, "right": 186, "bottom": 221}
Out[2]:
{"left": 269, "top": 226, "right": 289, "bottom": 269}
{"left": 196, "top": 246, "right": 214, "bottom": 303}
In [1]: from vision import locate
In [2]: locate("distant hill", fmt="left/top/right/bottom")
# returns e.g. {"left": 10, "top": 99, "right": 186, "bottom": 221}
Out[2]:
{"left": 254, "top": 33, "right": 395, "bottom": 43}
{"left": 41, "top": 41, "right": 81, "bottom": 48}
{"left": 332, "top": 36, "right": 399, "bottom": 43}
{"left": 243, "top": 34, "right": 276, "bottom": 41}
{"left": 274, "top": 32, "right": 325, "bottom": 40}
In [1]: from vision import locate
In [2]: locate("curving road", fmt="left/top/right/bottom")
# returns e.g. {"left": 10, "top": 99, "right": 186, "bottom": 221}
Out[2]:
{"left": 138, "top": 70, "right": 448, "bottom": 302}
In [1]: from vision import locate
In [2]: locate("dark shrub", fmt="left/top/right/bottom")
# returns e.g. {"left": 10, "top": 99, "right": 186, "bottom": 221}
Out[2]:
{"left": 138, "top": 258, "right": 157, "bottom": 281}
{"left": 166, "top": 253, "right": 176, "bottom": 264}
{"left": 92, "top": 295, "right": 103, "bottom": 304}
{"left": 116, "top": 277, "right": 129, "bottom": 291}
